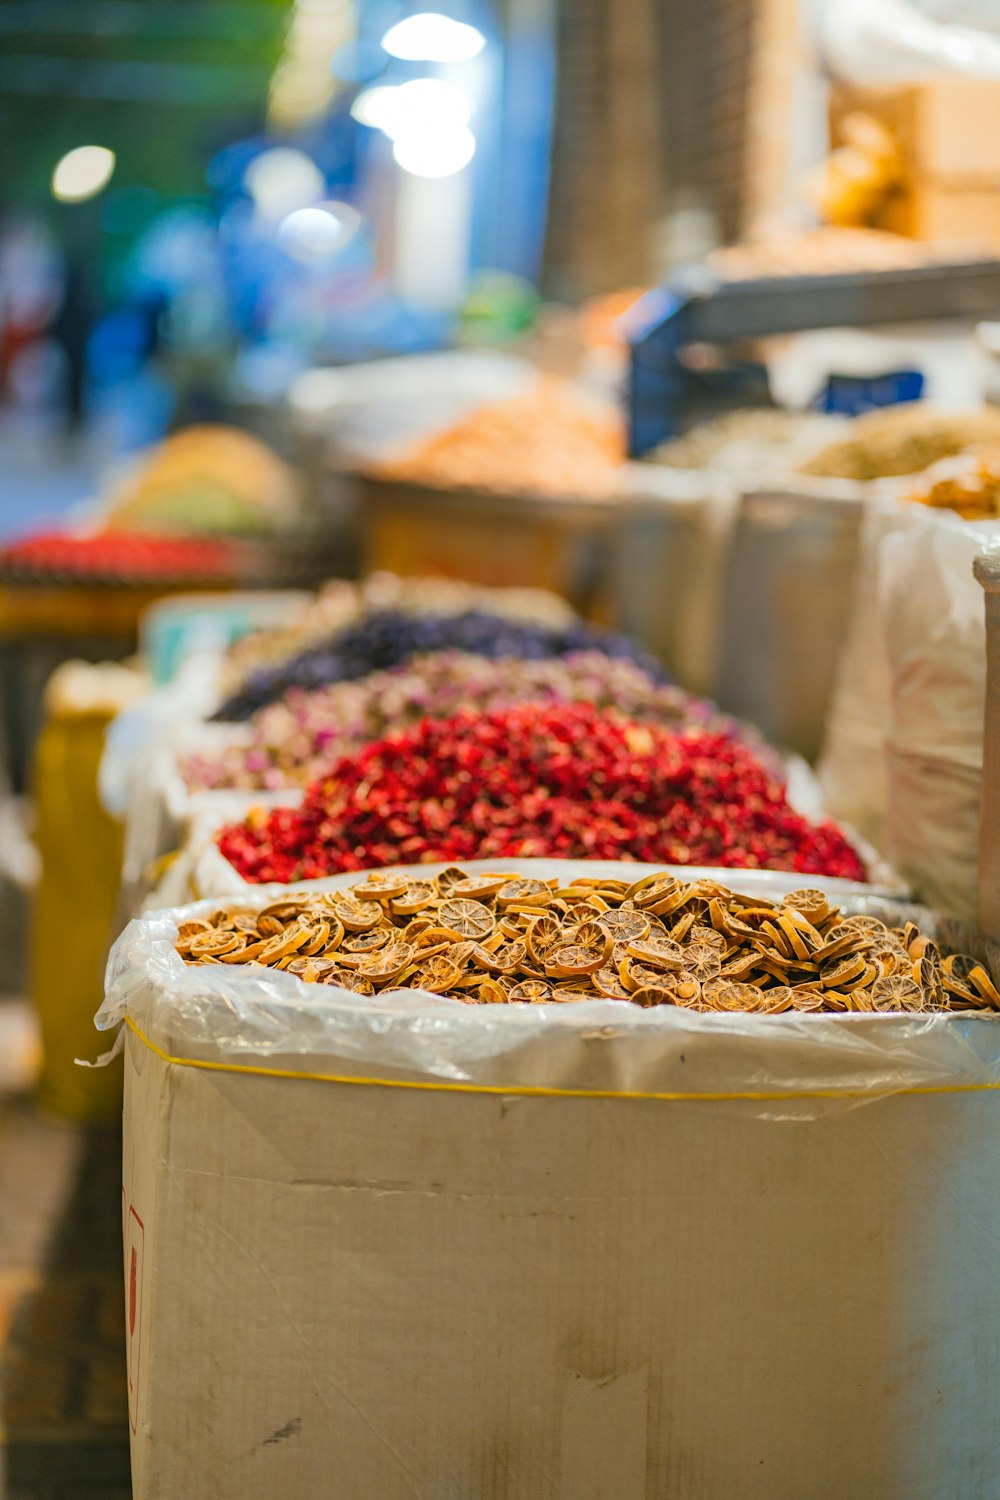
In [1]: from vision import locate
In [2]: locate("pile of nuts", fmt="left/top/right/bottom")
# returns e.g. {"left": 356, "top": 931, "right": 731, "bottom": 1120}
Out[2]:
{"left": 175, "top": 869, "right": 998, "bottom": 1013}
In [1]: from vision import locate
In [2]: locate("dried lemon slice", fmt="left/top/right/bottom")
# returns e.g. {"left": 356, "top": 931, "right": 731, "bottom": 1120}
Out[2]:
{"left": 478, "top": 978, "right": 507, "bottom": 1004}
{"left": 592, "top": 965, "right": 630, "bottom": 999}
{"left": 790, "top": 988, "right": 826, "bottom": 1012}
{"left": 782, "top": 889, "right": 831, "bottom": 923}
{"left": 596, "top": 907, "right": 650, "bottom": 943}
{"left": 525, "top": 914, "right": 563, "bottom": 964}
{"left": 411, "top": 957, "right": 463, "bottom": 993}
{"left": 331, "top": 896, "right": 382, "bottom": 933}
{"left": 176, "top": 919, "right": 213, "bottom": 941}
{"left": 568, "top": 919, "right": 610, "bottom": 956}
{"left": 296, "top": 920, "right": 330, "bottom": 957}
{"left": 187, "top": 931, "right": 244, "bottom": 958}
{"left": 871, "top": 974, "right": 923, "bottom": 1011}
{"left": 708, "top": 981, "right": 767, "bottom": 1013}
{"left": 354, "top": 873, "right": 409, "bottom": 901}
{"left": 256, "top": 922, "right": 315, "bottom": 962}
{"left": 683, "top": 943, "right": 723, "bottom": 983}
{"left": 969, "top": 966, "right": 1000, "bottom": 1009}
{"left": 390, "top": 881, "right": 437, "bottom": 916}
{"left": 689, "top": 924, "right": 727, "bottom": 954}
{"left": 497, "top": 878, "right": 550, "bottom": 906}
{"left": 474, "top": 941, "right": 527, "bottom": 975}
{"left": 508, "top": 980, "right": 552, "bottom": 1003}
{"left": 325, "top": 969, "right": 375, "bottom": 994}
{"left": 449, "top": 873, "right": 509, "bottom": 900}
{"left": 821, "top": 953, "right": 867, "bottom": 990}
{"left": 670, "top": 973, "right": 702, "bottom": 1007}
{"left": 545, "top": 944, "right": 605, "bottom": 978}
{"left": 257, "top": 900, "right": 307, "bottom": 924}
{"left": 358, "top": 942, "right": 415, "bottom": 985}
{"left": 343, "top": 929, "right": 390, "bottom": 954}
{"left": 626, "top": 935, "right": 684, "bottom": 970}
{"left": 437, "top": 898, "right": 495, "bottom": 939}
{"left": 629, "top": 985, "right": 675, "bottom": 1008}
{"left": 943, "top": 953, "right": 978, "bottom": 983}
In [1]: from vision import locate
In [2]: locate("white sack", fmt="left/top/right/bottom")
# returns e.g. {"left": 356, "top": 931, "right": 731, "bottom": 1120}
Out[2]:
{"left": 879, "top": 516, "right": 1000, "bottom": 920}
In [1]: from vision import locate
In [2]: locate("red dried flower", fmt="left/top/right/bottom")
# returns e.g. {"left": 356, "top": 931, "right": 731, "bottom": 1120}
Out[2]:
{"left": 218, "top": 704, "right": 866, "bottom": 885}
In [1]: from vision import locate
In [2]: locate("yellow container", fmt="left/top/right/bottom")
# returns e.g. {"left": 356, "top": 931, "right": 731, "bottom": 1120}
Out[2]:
{"left": 32, "top": 670, "right": 136, "bottom": 1120}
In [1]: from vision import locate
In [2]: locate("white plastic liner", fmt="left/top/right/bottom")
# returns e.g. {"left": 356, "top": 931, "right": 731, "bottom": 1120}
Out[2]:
{"left": 613, "top": 466, "right": 740, "bottom": 695}
{"left": 817, "top": 487, "right": 913, "bottom": 846}
{"left": 100, "top": 859, "right": 998, "bottom": 1121}
{"left": 99, "top": 652, "right": 224, "bottom": 819}
{"left": 820, "top": 0, "right": 1000, "bottom": 84}
{"left": 879, "top": 513, "right": 1000, "bottom": 921}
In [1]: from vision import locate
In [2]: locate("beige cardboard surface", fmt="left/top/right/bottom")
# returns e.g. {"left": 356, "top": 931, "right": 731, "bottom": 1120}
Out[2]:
{"left": 124, "top": 1020, "right": 1000, "bottom": 1499}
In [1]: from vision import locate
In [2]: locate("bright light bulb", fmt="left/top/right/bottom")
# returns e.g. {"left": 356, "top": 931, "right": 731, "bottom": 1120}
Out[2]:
{"left": 51, "top": 146, "right": 116, "bottom": 203}
{"left": 350, "top": 84, "right": 400, "bottom": 129}
{"left": 393, "top": 123, "right": 476, "bottom": 178}
{"left": 279, "top": 201, "right": 361, "bottom": 263}
{"left": 381, "top": 13, "right": 485, "bottom": 62}
{"left": 244, "top": 148, "right": 324, "bottom": 222}
{"left": 352, "top": 79, "right": 470, "bottom": 140}
{"left": 392, "top": 78, "right": 471, "bottom": 131}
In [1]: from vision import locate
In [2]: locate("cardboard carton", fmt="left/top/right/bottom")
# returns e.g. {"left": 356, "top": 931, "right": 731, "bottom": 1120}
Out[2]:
{"left": 110, "top": 865, "right": 1000, "bottom": 1498}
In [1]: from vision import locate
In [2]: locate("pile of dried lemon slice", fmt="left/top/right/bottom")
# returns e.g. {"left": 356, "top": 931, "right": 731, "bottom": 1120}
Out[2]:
{"left": 175, "top": 869, "right": 999, "bottom": 1014}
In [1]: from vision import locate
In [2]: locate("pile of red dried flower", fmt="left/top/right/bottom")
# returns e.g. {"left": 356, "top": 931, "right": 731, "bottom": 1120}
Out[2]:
{"left": 217, "top": 703, "right": 867, "bottom": 884}
{"left": 0, "top": 530, "right": 240, "bottom": 584}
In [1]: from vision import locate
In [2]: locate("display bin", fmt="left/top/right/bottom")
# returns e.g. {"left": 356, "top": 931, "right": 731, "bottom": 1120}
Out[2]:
{"left": 715, "top": 478, "right": 867, "bottom": 760}
{"left": 104, "top": 858, "right": 1000, "bottom": 1500}
{"left": 975, "top": 547, "right": 1000, "bottom": 943}
{"left": 357, "top": 475, "right": 618, "bottom": 623}
{"left": 611, "top": 466, "right": 738, "bottom": 696}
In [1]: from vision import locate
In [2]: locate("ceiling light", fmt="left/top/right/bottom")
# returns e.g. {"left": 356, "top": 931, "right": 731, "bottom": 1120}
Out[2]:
{"left": 51, "top": 145, "right": 116, "bottom": 203}
{"left": 381, "top": 13, "right": 485, "bottom": 63}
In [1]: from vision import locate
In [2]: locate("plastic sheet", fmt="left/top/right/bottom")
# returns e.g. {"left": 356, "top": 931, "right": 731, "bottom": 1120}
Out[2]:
{"left": 613, "top": 466, "right": 739, "bottom": 695}
{"left": 879, "top": 515, "right": 1000, "bottom": 920}
{"left": 821, "top": 0, "right": 1000, "bottom": 85}
{"left": 98, "top": 858, "right": 994, "bottom": 1123}
{"left": 714, "top": 480, "right": 867, "bottom": 761}
{"left": 99, "top": 652, "right": 223, "bottom": 819}
{"left": 817, "top": 487, "right": 913, "bottom": 846}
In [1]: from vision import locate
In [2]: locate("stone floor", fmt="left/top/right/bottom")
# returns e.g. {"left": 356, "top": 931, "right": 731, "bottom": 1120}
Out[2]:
{"left": 0, "top": 408, "right": 132, "bottom": 1495}
{"left": 0, "top": 1094, "right": 130, "bottom": 1499}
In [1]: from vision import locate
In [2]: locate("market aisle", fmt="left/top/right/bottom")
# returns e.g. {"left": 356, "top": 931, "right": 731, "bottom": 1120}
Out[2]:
{"left": 0, "top": 1099, "right": 129, "bottom": 1499}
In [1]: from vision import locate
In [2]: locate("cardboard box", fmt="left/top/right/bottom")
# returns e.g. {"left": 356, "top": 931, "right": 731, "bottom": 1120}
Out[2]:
{"left": 831, "top": 79, "right": 1000, "bottom": 185}
{"left": 113, "top": 866, "right": 1000, "bottom": 1498}
{"left": 358, "top": 477, "right": 618, "bottom": 624}
{"left": 881, "top": 183, "right": 1000, "bottom": 251}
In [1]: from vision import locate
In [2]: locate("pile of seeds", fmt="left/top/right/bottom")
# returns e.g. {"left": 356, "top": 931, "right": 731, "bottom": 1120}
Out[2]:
{"left": 799, "top": 405, "right": 1000, "bottom": 482}
{"left": 174, "top": 868, "right": 999, "bottom": 1013}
